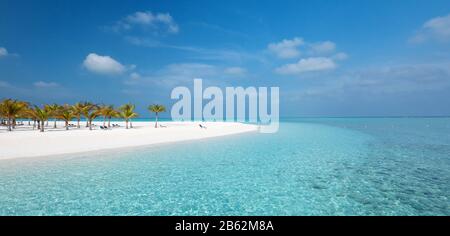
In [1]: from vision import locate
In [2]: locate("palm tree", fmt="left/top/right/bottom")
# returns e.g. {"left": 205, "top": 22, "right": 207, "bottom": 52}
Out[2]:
{"left": 72, "top": 102, "right": 84, "bottom": 128}
{"left": 18, "top": 103, "right": 32, "bottom": 126}
{"left": 80, "top": 102, "right": 96, "bottom": 128}
{"left": 100, "top": 105, "right": 117, "bottom": 128}
{"left": 18, "top": 104, "right": 37, "bottom": 130}
{"left": 45, "top": 103, "right": 60, "bottom": 128}
{"left": 119, "top": 103, "right": 138, "bottom": 129}
{"left": 148, "top": 104, "right": 166, "bottom": 128}
{"left": 29, "top": 105, "right": 50, "bottom": 132}
{"left": 57, "top": 104, "right": 74, "bottom": 130}
{"left": 86, "top": 107, "right": 101, "bottom": 131}
{"left": 12, "top": 100, "right": 29, "bottom": 129}
{"left": 0, "top": 99, "right": 27, "bottom": 131}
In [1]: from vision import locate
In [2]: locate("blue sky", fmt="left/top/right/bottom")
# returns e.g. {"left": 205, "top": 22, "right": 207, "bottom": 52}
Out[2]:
{"left": 1, "top": 0, "right": 450, "bottom": 117}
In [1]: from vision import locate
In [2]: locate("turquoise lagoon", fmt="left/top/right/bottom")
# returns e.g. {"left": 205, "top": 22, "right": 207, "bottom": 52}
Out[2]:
{"left": 0, "top": 118, "right": 449, "bottom": 215}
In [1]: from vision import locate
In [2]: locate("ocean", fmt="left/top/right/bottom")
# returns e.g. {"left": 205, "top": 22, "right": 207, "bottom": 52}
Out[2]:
{"left": 0, "top": 118, "right": 448, "bottom": 215}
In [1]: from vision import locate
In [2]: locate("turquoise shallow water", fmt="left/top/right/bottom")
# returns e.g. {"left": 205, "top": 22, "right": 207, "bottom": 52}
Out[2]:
{"left": 0, "top": 118, "right": 449, "bottom": 215}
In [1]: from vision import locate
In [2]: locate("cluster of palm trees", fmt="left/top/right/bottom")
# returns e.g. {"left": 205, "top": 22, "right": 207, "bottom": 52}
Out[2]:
{"left": 0, "top": 98, "right": 166, "bottom": 132}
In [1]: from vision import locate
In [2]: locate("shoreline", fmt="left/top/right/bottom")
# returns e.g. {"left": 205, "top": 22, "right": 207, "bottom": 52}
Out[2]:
{"left": 0, "top": 121, "right": 258, "bottom": 160}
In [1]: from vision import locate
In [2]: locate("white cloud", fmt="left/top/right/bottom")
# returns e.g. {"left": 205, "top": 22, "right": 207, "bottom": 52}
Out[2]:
{"left": 129, "top": 72, "right": 141, "bottom": 80}
{"left": 155, "top": 13, "right": 179, "bottom": 33}
{"left": 268, "top": 37, "right": 304, "bottom": 59}
{"left": 268, "top": 38, "right": 345, "bottom": 75}
{"left": 115, "top": 11, "right": 179, "bottom": 34}
{"left": 33, "top": 81, "right": 59, "bottom": 88}
{"left": 310, "top": 41, "right": 336, "bottom": 54}
{"left": 83, "top": 53, "right": 126, "bottom": 75}
{"left": 224, "top": 67, "right": 247, "bottom": 76}
{"left": 0, "top": 47, "right": 8, "bottom": 57}
{"left": 124, "top": 72, "right": 141, "bottom": 85}
{"left": 275, "top": 57, "right": 336, "bottom": 75}
{"left": 268, "top": 38, "right": 346, "bottom": 60}
{"left": 126, "top": 11, "right": 155, "bottom": 24}
{"left": 410, "top": 13, "right": 450, "bottom": 43}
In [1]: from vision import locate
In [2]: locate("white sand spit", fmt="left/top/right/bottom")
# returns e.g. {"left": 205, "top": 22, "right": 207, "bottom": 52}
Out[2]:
{"left": 0, "top": 121, "right": 258, "bottom": 160}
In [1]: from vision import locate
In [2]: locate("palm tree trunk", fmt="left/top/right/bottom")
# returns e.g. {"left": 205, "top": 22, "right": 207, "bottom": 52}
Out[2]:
{"left": 54, "top": 119, "right": 57, "bottom": 128}
{"left": 7, "top": 118, "right": 11, "bottom": 131}
{"left": 37, "top": 120, "right": 40, "bottom": 130}
{"left": 12, "top": 118, "right": 16, "bottom": 129}
{"left": 28, "top": 119, "right": 31, "bottom": 125}
{"left": 89, "top": 120, "right": 93, "bottom": 130}
{"left": 65, "top": 121, "right": 69, "bottom": 130}
{"left": 130, "top": 120, "right": 133, "bottom": 128}
{"left": 77, "top": 117, "right": 80, "bottom": 128}
{"left": 155, "top": 113, "right": 158, "bottom": 128}
{"left": 40, "top": 120, "right": 44, "bottom": 132}
{"left": 126, "top": 120, "right": 129, "bottom": 129}
{"left": 33, "top": 120, "right": 36, "bottom": 129}
{"left": 108, "top": 117, "right": 111, "bottom": 128}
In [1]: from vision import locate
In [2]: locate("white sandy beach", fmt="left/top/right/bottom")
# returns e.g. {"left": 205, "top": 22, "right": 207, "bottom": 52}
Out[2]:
{"left": 0, "top": 121, "right": 258, "bottom": 160}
